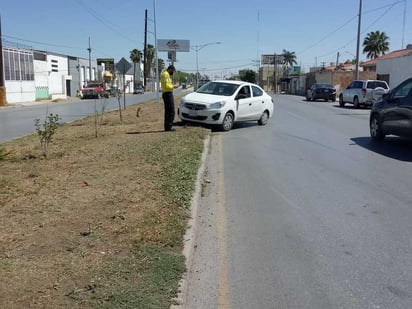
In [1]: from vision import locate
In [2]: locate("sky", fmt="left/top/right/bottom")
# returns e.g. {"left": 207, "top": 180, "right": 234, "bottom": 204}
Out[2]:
{"left": 1, "top": 0, "right": 410, "bottom": 78}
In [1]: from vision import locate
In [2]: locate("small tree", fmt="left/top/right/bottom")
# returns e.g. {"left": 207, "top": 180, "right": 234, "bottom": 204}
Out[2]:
{"left": 35, "top": 113, "right": 60, "bottom": 159}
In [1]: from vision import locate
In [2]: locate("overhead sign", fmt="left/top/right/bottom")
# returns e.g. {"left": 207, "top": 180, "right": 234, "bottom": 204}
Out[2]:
{"left": 97, "top": 58, "right": 114, "bottom": 72}
{"left": 261, "top": 54, "right": 284, "bottom": 65}
{"left": 157, "top": 39, "right": 190, "bottom": 52}
{"left": 116, "top": 57, "right": 132, "bottom": 74}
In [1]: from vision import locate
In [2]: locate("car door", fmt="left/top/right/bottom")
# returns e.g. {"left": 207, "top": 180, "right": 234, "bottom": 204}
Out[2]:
{"left": 235, "top": 85, "right": 255, "bottom": 120}
{"left": 381, "top": 79, "right": 412, "bottom": 136}
{"left": 343, "top": 81, "right": 355, "bottom": 102}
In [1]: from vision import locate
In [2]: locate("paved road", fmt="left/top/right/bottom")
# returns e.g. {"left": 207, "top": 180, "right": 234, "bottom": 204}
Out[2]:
{"left": 0, "top": 90, "right": 188, "bottom": 143}
{"left": 184, "top": 95, "right": 412, "bottom": 309}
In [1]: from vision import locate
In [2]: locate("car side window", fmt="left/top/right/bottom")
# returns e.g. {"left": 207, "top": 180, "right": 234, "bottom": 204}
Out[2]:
{"left": 252, "top": 86, "right": 263, "bottom": 97}
{"left": 393, "top": 80, "right": 412, "bottom": 99}
{"left": 238, "top": 86, "right": 251, "bottom": 98}
{"left": 354, "top": 81, "right": 362, "bottom": 88}
{"left": 347, "top": 82, "right": 355, "bottom": 89}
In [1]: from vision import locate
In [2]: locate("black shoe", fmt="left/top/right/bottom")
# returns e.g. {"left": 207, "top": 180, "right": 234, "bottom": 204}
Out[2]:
{"left": 165, "top": 128, "right": 176, "bottom": 132}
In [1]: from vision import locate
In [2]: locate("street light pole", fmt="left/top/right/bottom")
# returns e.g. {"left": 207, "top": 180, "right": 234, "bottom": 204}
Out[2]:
{"left": 355, "top": 0, "right": 362, "bottom": 80}
{"left": 191, "top": 42, "right": 221, "bottom": 89}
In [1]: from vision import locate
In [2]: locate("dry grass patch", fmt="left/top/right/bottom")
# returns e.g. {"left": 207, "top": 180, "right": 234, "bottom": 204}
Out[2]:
{"left": 0, "top": 97, "right": 209, "bottom": 308}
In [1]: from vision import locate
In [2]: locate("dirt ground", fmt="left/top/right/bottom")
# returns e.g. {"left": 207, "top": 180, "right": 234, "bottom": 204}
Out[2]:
{"left": 0, "top": 97, "right": 208, "bottom": 308}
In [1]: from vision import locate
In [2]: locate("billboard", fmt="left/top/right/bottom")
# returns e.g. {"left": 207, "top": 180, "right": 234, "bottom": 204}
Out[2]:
{"left": 261, "top": 54, "right": 284, "bottom": 65}
{"left": 157, "top": 39, "right": 190, "bottom": 52}
{"left": 97, "top": 58, "right": 114, "bottom": 72}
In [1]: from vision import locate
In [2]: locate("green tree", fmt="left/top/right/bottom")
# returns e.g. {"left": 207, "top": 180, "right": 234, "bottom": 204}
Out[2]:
{"left": 130, "top": 49, "right": 142, "bottom": 88}
{"left": 239, "top": 69, "right": 257, "bottom": 83}
{"left": 282, "top": 49, "right": 297, "bottom": 68}
{"left": 362, "top": 31, "right": 389, "bottom": 59}
{"left": 146, "top": 44, "right": 155, "bottom": 79}
{"left": 157, "top": 58, "right": 165, "bottom": 74}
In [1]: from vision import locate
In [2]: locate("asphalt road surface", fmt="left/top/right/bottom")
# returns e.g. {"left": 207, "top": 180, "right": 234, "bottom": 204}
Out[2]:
{"left": 184, "top": 94, "right": 412, "bottom": 309}
{"left": 0, "top": 90, "right": 185, "bottom": 143}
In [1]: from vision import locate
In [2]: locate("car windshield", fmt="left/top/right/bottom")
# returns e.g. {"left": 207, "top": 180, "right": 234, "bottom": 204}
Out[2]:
{"left": 317, "top": 84, "right": 333, "bottom": 88}
{"left": 367, "top": 81, "right": 388, "bottom": 89}
{"left": 86, "top": 83, "right": 101, "bottom": 88}
{"left": 196, "top": 82, "right": 239, "bottom": 96}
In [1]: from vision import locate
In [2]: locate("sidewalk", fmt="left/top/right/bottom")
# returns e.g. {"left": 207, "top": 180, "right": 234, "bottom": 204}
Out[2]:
{"left": 0, "top": 97, "right": 78, "bottom": 109}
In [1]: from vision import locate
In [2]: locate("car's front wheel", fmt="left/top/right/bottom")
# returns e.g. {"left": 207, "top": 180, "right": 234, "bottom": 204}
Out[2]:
{"left": 353, "top": 96, "right": 360, "bottom": 109}
{"left": 370, "top": 114, "right": 385, "bottom": 141}
{"left": 220, "top": 112, "right": 234, "bottom": 131}
{"left": 339, "top": 95, "right": 345, "bottom": 107}
{"left": 258, "top": 111, "right": 269, "bottom": 125}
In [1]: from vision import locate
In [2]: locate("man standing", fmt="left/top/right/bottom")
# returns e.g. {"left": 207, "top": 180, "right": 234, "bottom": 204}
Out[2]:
{"left": 160, "top": 65, "right": 176, "bottom": 131}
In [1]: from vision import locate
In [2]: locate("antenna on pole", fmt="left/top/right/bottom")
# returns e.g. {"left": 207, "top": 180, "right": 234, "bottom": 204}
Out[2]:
{"left": 88, "top": 37, "right": 92, "bottom": 82}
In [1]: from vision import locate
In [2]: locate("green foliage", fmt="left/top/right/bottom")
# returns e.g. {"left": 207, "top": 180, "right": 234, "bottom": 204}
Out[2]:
{"left": 282, "top": 49, "right": 297, "bottom": 68}
{"left": 239, "top": 69, "right": 257, "bottom": 83}
{"left": 363, "top": 30, "right": 390, "bottom": 59}
{"left": 35, "top": 113, "right": 60, "bottom": 158}
{"left": 89, "top": 245, "right": 185, "bottom": 309}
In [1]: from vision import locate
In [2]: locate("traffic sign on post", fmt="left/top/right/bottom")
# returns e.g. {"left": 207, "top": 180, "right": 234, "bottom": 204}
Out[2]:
{"left": 116, "top": 57, "right": 132, "bottom": 74}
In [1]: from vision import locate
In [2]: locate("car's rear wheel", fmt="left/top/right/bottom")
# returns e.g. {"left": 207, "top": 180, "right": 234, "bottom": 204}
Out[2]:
{"left": 258, "top": 111, "right": 269, "bottom": 125}
{"left": 339, "top": 95, "right": 345, "bottom": 107}
{"left": 370, "top": 114, "right": 385, "bottom": 141}
{"left": 220, "top": 112, "right": 234, "bottom": 131}
{"left": 353, "top": 96, "right": 359, "bottom": 108}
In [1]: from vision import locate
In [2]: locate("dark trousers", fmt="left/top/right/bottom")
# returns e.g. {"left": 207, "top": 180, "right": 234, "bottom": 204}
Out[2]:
{"left": 162, "top": 92, "right": 175, "bottom": 131}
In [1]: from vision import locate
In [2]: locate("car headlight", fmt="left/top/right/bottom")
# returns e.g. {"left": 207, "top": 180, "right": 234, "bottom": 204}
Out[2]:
{"left": 179, "top": 99, "right": 185, "bottom": 106}
{"left": 209, "top": 101, "right": 226, "bottom": 109}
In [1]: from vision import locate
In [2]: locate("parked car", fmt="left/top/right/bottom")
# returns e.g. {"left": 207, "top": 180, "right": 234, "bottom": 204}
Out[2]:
{"left": 133, "top": 86, "right": 144, "bottom": 94}
{"left": 339, "top": 79, "right": 389, "bottom": 108}
{"left": 370, "top": 77, "right": 412, "bottom": 141}
{"left": 178, "top": 80, "right": 274, "bottom": 131}
{"left": 306, "top": 83, "right": 336, "bottom": 101}
{"left": 81, "top": 82, "right": 109, "bottom": 99}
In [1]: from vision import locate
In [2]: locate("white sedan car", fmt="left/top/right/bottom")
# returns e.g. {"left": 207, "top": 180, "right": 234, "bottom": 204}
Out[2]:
{"left": 178, "top": 80, "right": 274, "bottom": 131}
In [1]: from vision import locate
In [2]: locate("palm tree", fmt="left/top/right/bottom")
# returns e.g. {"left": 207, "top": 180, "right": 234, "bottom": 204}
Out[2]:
{"left": 145, "top": 44, "right": 155, "bottom": 79}
{"left": 362, "top": 31, "right": 389, "bottom": 59}
{"left": 130, "top": 49, "right": 142, "bottom": 88}
{"left": 282, "top": 49, "right": 297, "bottom": 69}
{"left": 157, "top": 58, "right": 165, "bottom": 74}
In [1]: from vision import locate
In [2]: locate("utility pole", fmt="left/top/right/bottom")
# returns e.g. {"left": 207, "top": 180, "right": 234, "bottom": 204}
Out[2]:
{"left": 336, "top": 52, "right": 340, "bottom": 70}
{"left": 0, "top": 15, "right": 7, "bottom": 106}
{"left": 87, "top": 37, "right": 92, "bottom": 83}
{"left": 144, "top": 9, "right": 148, "bottom": 91}
{"left": 355, "top": 0, "right": 362, "bottom": 80}
{"left": 273, "top": 53, "right": 277, "bottom": 93}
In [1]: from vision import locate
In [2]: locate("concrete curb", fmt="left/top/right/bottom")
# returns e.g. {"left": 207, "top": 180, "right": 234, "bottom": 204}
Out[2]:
{"left": 171, "top": 133, "right": 212, "bottom": 309}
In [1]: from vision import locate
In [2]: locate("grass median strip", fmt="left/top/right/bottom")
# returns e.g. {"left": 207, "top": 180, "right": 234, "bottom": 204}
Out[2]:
{"left": 0, "top": 97, "right": 209, "bottom": 308}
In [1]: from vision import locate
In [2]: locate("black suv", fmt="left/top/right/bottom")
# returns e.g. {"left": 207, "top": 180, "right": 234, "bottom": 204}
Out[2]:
{"left": 370, "top": 77, "right": 412, "bottom": 141}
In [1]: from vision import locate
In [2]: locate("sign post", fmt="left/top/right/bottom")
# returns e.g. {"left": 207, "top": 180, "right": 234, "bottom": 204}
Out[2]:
{"left": 116, "top": 57, "right": 132, "bottom": 110}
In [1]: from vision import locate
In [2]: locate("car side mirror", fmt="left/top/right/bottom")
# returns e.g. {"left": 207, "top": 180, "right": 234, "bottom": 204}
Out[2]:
{"left": 382, "top": 93, "right": 390, "bottom": 101}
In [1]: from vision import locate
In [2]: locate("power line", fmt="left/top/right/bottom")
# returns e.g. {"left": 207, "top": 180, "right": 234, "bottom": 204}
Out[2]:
{"left": 298, "top": 0, "right": 404, "bottom": 60}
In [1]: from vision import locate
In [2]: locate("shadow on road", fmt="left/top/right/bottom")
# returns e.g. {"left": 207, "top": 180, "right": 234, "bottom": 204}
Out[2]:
{"left": 351, "top": 136, "right": 412, "bottom": 162}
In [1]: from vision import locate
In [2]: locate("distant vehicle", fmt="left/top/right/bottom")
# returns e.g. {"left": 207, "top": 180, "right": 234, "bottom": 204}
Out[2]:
{"left": 178, "top": 80, "right": 274, "bottom": 131}
{"left": 181, "top": 83, "right": 187, "bottom": 89}
{"left": 339, "top": 80, "right": 389, "bottom": 108}
{"left": 133, "top": 86, "right": 144, "bottom": 94}
{"left": 109, "top": 87, "right": 121, "bottom": 97}
{"left": 81, "top": 82, "right": 109, "bottom": 99}
{"left": 370, "top": 77, "right": 412, "bottom": 141}
{"left": 306, "top": 83, "right": 336, "bottom": 101}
